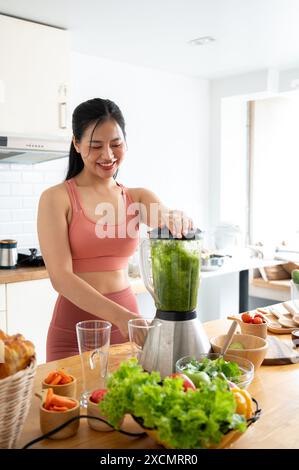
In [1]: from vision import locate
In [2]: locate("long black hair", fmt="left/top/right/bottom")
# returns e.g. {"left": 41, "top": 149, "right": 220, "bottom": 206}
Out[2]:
{"left": 65, "top": 98, "right": 126, "bottom": 180}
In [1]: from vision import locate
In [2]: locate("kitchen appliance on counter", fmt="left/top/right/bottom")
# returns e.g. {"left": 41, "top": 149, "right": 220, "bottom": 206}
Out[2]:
{"left": 201, "top": 252, "right": 231, "bottom": 271}
{"left": 139, "top": 227, "right": 211, "bottom": 377}
{"left": 214, "top": 222, "right": 241, "bottom": 251}
{"left": 0, "top": 239, "right": 18, "bottom": 269}
{"left": 17, "top": 248, "right": 45, "bottom": 267}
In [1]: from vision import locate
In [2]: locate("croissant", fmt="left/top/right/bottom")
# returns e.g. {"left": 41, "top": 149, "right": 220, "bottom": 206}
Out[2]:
{"left": 0, "top": 330, "right": 35, "bottom": 379}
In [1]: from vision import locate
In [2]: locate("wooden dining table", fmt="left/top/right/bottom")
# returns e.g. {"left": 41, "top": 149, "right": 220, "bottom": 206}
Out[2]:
{"left": 18, "top": 317, "right": 299, "bottom": 449}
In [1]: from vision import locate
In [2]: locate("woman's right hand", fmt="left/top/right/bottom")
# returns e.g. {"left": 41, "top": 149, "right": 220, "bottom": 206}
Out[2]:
{"left": 115, "top": 308, "right": 139, "bottom": 340}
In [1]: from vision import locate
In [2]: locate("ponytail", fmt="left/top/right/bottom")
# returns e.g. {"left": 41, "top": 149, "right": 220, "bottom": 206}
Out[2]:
{"left": 65, "top": 141, "right": 84, "bottom": 180}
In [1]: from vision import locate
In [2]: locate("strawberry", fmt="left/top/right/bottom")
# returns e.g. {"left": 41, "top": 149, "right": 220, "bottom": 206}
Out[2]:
{"left": 253, "top": 313, "right": 264, "bottom": 320}
{"left": 253, "top": 316, "right": 263, "bottom": 324}
{"left": 241, "top": 313, "right": 253, "bottom": 323}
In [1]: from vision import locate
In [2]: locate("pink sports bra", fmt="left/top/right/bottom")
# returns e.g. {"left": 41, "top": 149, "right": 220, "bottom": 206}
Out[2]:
{"left": 65, "top": 178, "right": 139, "bottom": 273}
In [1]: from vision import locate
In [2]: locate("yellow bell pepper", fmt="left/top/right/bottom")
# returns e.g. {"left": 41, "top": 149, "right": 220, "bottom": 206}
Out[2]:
{"left": 231, "top": 387, "right": 253, "bottom": 419}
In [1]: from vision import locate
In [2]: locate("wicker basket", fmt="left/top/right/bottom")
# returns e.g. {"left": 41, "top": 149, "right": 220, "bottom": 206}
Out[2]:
{"left": 0, "top": 358, "right": 37, "bottom": 449}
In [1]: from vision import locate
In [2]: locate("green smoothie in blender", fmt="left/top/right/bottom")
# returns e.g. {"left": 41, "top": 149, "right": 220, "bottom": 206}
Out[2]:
{"left": 150, "top": 238, "right": 201, "bottom": 312}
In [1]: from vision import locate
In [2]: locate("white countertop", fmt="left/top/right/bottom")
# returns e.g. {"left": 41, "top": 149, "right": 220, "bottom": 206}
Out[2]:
{"left": 200, "top": 256, "right": 283, "bottom": 279}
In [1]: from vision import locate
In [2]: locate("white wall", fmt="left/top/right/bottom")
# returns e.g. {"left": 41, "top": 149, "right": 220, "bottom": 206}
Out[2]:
{"left": 70, "top": 52, "right": 210, "bottom": 229}
{"left": 207, "top": 69, "right": 277, "bottom": 318}
{"left": 0, "top": 53, "right": 210, "bottom": 249}
{"left": 250, "top": 96, "right": 299, "bottom": 246}
{"left": 209, "top": 69, "right": 273, "bottom": 234}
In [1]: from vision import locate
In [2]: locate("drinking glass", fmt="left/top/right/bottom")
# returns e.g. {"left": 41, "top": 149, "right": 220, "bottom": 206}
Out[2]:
{"left": 290, "top": 280, "right": 299, "bottom": 310}
{"left": 128, "top": 318, "right": 162, "bottom": 371}
{"left": 76, "top": 320, "right": 111, "bottom": 407}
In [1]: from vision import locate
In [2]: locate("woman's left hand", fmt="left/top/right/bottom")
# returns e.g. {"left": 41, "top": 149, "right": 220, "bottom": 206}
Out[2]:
{"left": 162, "top": 209, "right": 194, "bottom": 238}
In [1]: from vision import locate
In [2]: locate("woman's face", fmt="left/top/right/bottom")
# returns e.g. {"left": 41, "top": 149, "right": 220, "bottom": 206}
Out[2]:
{"left": 73, "top": 119, "right": 126, "bottom": 179}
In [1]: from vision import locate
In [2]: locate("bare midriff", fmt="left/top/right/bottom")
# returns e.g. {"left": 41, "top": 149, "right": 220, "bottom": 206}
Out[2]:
{"left": 76, "top": 269, "right": 130, "bottom": 295}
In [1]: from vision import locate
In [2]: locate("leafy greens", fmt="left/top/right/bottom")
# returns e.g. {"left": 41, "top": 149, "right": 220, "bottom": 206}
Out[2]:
{"left": 99, "top": 358, "right": 247, "bottom": 449}
{"left": 181, "top": 357, "right": 242, "bottom": 383}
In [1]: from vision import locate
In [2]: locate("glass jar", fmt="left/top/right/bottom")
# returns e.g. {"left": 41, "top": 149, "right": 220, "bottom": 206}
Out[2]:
{"left": 290, "top": 280, "right": 299, "bottom": 310}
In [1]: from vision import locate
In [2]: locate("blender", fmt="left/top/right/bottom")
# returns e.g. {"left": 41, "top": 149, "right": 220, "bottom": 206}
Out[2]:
{"left": 139, "top": 226, "right": 211, "bottom": 377}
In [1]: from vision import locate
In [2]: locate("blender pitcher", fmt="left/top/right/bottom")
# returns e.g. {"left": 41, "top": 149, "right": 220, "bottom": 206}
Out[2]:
{"left": 139, "top": 227, "right": 211, "bottom": 377}
{"left": 140, "top": 227, "right": 201, "bottom": 312}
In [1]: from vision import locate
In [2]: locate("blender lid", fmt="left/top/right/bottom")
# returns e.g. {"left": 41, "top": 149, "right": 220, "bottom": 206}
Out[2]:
{"left": 149, "top": 226, "right": 202, "bottom": 240}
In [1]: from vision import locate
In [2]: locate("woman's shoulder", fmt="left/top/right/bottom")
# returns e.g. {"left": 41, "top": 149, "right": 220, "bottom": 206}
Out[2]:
{"left": 125, "top": 187, "right": 161, "bottom": 203}
{"left": 39, "top": 181, "right": 70, "bottom": 207}
{"left": 122, "top": 186, "right": 156, "bottom": 203}
{"left": 124, "top": 186, "right": 141, "bottom": 202}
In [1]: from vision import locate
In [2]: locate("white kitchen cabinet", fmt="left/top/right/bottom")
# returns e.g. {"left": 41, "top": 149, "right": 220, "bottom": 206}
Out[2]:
{"left": 6, "top": 279, "right": 57, "bottom": 364}
{"left": 0, "top": 284, "right": 6, "bottom": 331}
{"left": 0, "top": 14, "right": 70, "bottom": 136}
{"left": 0, "top": 284, "right": 5, "bottom": 311}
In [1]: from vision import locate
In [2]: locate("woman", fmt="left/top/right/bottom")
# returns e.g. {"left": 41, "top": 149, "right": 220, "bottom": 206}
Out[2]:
{"left": 38, "top": 98, "right": 193, "bottom": 361}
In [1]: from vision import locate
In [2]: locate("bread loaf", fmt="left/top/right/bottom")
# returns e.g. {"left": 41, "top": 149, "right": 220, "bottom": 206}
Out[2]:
{"left": 0, "top": 330, "right": 35, "bottom": 379}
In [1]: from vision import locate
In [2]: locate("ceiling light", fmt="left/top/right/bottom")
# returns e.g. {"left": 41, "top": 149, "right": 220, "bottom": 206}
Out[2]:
{"left": 188, "top": 36, "right": 215, "bottom": 46}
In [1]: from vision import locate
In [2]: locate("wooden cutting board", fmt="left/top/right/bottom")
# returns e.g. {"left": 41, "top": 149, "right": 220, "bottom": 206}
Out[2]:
{"left": 262, "top": 336, "right": 299, "bottom": 365}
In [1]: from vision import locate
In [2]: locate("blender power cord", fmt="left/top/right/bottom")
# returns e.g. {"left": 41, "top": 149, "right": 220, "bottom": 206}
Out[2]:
{"left": 22, "top": 415, "right": 146, "bottom": 449}
{"left": 22, "top": 399, "right": 261, "bottom": 449}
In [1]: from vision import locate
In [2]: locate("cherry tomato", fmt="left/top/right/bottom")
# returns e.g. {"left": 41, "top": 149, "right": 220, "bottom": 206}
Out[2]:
{"left": 90, "top": 389, "right": 107, "bottom": 404}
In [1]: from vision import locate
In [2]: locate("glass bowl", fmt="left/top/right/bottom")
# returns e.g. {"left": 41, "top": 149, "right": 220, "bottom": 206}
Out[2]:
{"left": 175, "top": 352, "right": 254, "bottom": 389}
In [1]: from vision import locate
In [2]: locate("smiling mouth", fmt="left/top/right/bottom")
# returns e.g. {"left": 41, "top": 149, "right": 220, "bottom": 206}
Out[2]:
{"left": 96, "top": 160, "right": 117, "bottom": 170}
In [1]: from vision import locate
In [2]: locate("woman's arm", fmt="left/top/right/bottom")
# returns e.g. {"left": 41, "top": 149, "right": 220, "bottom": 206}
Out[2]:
{"left": 37, "top": 185, "right": 138, "bottom": 338}
{"left": 135, "top": 188, "right": 194, "bottom": 237}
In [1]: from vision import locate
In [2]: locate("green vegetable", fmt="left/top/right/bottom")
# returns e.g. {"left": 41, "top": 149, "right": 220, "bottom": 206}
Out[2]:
{"left": 292, "top": 269, "right": 299, "bottom": 284}
{"left": 185, "top": 370, "right": 211, "bottom": 387}
{"left": 181, "top": 357, "right": 242, "bottom": 386}
{"left": 99, "top": 358, "right": 247, "bottom": 449}
{"left": 151, "top": 239, "right": 200, "bottom": 311}
{"left": 229, "top": 341, "right": 245, "bottom": 350}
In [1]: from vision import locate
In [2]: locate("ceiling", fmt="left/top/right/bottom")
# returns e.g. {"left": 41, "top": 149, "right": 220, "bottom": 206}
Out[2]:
{"left": 1, "top": 0, "right": 299, "bottom": 79}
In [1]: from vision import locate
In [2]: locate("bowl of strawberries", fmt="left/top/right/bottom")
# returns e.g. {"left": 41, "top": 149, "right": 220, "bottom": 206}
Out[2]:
{"left": 238, "top": 311, "right": 268, "bottom": 339}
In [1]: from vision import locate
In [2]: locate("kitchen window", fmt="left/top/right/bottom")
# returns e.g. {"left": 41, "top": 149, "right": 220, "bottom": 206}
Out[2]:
{"left": 249, "top": 96, "right": 299, "bottom": 251}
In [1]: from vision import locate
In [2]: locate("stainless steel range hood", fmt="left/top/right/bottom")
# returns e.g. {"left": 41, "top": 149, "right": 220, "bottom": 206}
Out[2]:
{"left": 0, "top": 135, "right": 69, "bottom": 164}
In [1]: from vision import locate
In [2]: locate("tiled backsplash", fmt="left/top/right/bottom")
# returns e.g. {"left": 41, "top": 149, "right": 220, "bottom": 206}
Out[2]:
{"left": 0, "top": 159, "right": 68, "bottom": 249}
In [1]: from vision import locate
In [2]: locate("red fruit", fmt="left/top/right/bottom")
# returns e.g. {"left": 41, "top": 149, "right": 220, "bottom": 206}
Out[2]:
{"left": 254, "top": 313, "right": 264, "bottom": 320}
{"left": 90, "top": 389, "right": 107, "bottom": 404}
{"left": 168, "top": 373, "right": 196, "bottom": 391}
{"left": 241, "top": 313, "right": 253, "bottom": 323}
{"left": 253, "top": 316, "right": 263, "bottom": 324}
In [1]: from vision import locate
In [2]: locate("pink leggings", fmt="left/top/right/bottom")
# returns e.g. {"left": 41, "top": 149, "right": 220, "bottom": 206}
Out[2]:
{"left": 46, "top": 286, "right": 139, "bottom": 362}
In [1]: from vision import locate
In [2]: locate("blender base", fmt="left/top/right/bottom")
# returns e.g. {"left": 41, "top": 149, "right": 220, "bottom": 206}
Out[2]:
{"left": 140, "top": 311, "right": 211, "bottom": 378}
